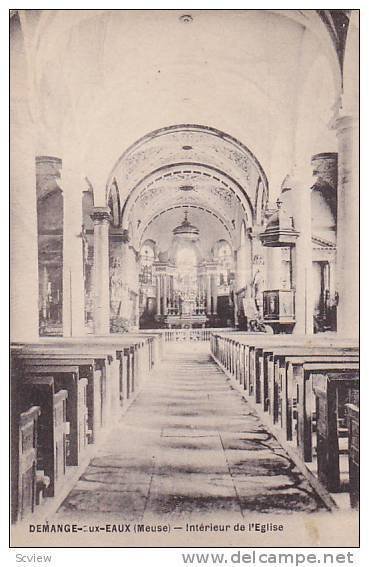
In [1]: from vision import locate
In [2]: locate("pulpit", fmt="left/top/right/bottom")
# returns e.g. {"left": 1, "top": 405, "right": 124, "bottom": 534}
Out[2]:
{"left": 263, "top": 289, "right": 295, "bottom": 332}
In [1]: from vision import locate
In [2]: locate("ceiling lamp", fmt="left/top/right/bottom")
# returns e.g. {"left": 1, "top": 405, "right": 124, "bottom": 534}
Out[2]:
{"left": 173, "top": 211, "right": 200, "bottom": 241}
{"left": 179, "top": 14, "right": 193, "bottom": 24}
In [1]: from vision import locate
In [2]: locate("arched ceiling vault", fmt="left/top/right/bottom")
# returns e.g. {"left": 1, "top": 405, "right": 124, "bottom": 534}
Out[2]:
{"left": 108, "top": 124, "right": 268, "bottom": 199}
{"left": 14, "top": 9, "right": 350, "bottom": 211}
{"left": 121, "top": 162, "right": 253, "bottom": 232}
{"left": 113, "top": 125, "right": 266, "bottom": 248}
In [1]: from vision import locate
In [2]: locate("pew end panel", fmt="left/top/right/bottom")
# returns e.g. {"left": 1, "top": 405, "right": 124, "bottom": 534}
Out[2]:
{"left": 12, "top": 406, "right": 41, "bottom": 523}
{"left": 312, "top": 372, "right": 359, "bottom": 494}
{"left": 346, "top": 403, "right": 359, "bottom": 509}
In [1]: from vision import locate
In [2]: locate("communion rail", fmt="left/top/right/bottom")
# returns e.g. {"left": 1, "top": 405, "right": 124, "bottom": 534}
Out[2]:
{"left": 161, "top": 327, "right": 233, "bottom": 342}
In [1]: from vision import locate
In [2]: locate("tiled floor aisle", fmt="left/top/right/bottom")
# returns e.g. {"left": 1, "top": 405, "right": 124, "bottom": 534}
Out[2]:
{"left": 55, "top": 344, "right": 326, "bottom": 523}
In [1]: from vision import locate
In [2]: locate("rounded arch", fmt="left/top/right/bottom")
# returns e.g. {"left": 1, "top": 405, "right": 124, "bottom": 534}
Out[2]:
{"left": 121, "top": 162, "right": 255, "bottom": 244}
{"left": 106, "top": 124, "right": 269, "bottom": 193}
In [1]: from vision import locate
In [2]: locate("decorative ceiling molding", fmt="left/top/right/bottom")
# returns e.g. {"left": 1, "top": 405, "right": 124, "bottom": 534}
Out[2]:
{"left": 122, "top": 162, "right": 255, "bottom": 237}
{"left": 107, "top": 124, "right": 269, "bottom": 211}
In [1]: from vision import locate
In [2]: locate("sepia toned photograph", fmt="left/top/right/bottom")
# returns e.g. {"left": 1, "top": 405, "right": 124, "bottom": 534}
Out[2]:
{"left": 10, "top": 8, "right": 359, "bottom": 548}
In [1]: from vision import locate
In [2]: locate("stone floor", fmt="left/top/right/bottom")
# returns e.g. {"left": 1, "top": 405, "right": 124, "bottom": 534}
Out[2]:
{"left": 55, "top": 344, "right": 327, "bottom": 523}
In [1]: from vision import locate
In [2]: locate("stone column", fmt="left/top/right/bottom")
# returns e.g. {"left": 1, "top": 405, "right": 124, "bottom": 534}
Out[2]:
{"left": 156, "top": 274, "right": 161, "bottom": 315}
{"left": 134, "top": 250, "right": 140, "bottom": 329}
{"left": 206, "top": 274, "right": 212, "bottom": 315}
{"left": 10, "top": 14, "right": 39, "bottom": 341}
{"left": 169, "top": 275, "right": 174, "bottom": 309}
{"left": 62, "top": 167, "right": 86, "bottom": 337}
{"left": 335, "top": 115, "right": 359, "bottom": 338}
{"left": 109, "top": 229, "right": 128, "bottom": 319}
{"left": 40, "top": 265, "right": 49, "bottom": 321}
{"left": 328, "top": 260, "right": 335, "bottom": 299}
{"left": 290, "top": 178, "right": 314, "bottom": 335}
{"left": 91, "top": 207, "right": 111, "bottom": 335}
{"left": 119, "top": 233, "right": 130, "bottom": 321}
{"left": 211, "top": 274, "right": 218, "bottom": 315}
{"left": 163, "top": 274, "right": 168, "bottom": 315}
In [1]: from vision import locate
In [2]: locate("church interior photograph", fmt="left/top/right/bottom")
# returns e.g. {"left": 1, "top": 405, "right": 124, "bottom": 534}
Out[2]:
{"left": 10, "top": 9, "right": 359, "bottom": 547}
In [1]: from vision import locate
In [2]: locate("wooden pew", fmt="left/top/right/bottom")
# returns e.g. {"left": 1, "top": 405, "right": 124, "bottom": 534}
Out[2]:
{"left": 14, "top": 347, "right": 118, "bottom": 435}
{"left": 20, "top": 364, "right": 88, "bottom": 467}
{"left": 295, "top": 362, "right": 358, "bottom": 462}
{"left": 210, "top": 332, "right": 360, "bottom": 503}
{"left": 261, "top": 347, "right": 358, "bottom": 422}
{"left": 239, "top": 339, "right": 357, "bottom": 409}
{"left": 212, "top": 333, "right": 358, "bottom": 403}
{"left": 258, "top": 348, "right": 358, "bottom": 451}
{"left": 211, "top": 333, "right": 359, "bottom": 451}
{"left": 312, "top": 373, "right": 359, "bottom": 492}
{"left": 23, "top": 376, "right": 68, "bottom": 497}
{"left": 346, "top": 403, "right": 359, "bottom": 508}
{"left": 84, "top": 336, "right": 147, "bottom": 394}
{"left": 284, "top": 357, "right": 358, "bottom": 445}
{"left": 215, "top": 331, "right": 359, "bottom": 414}
{"left": 25, "top": 355, "right": 105, "bottom": 443}
{"left": 12, "top": 346, "right": 106, "bottom": 444}
{"left": 12, "top": 405, "right": 40, "bottom": 523}
{"left": 63, "top": 335, "right": 155, "bottom": 395}
{"left": 12, "top": 335, "right": 153, "bottom": 440}
{"left": 11, "top": 335, "right": 160, "bottom": 524}
{"left": 245, "top": 341, "right": 356, "bottom": 401}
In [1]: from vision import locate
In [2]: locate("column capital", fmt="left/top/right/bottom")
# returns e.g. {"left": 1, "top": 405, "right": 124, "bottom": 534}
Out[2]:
{"left": 91, "top": 206, "right": 111, "bottom": 224}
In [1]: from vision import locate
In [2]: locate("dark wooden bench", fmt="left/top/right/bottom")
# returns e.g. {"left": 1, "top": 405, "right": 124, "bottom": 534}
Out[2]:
{"left": 210, "top": 332, "right": 360, "bottom": 504}
{"left": 274, "top": 356, "right": 357, "bottom": 440}
{"left": 12, "top": 335, "right": 155, "bottom": 440}
{"left": 12, "top": 405, "right": 40, "bottom": 523}
{"left": 15, "top": 349, "right": 116, "bottom": 437}
{"left": 263, "top": 348, "right": 358, "bottom": 422}
{"left": 23, "top": 376, "right": 68, "bottom": 497}
{"left": 62, "top": 336, "right": 155, "bottom": 401}
{"left": 312, "top": 373, "right": 359, "bottom": 492}
{"left": 20, "top": 363, "right": 88, "bottom": 466}
{"left": 346, "top": 402, "right": 359, "bottom": 508}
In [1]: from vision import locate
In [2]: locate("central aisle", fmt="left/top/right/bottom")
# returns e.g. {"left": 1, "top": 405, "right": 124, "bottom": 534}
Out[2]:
{"left": 55, "top": 344, "right": 326, "bottom": 523}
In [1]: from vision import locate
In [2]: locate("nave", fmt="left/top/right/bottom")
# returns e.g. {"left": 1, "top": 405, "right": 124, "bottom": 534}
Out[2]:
{"left": 54, "top": 345, "right": 325, "bottom": 525}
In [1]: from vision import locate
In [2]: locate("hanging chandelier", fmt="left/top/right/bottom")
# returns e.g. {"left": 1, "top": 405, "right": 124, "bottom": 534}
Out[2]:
{"left": 173, "top": 211, "right": 200, "bottom": 241}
